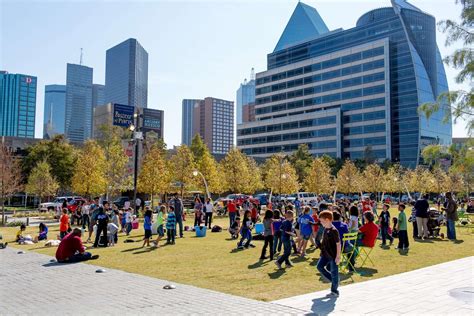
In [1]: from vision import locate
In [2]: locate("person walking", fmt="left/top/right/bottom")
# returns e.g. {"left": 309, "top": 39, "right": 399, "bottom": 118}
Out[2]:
{"left": 204, "top": 198, "right": 213, "bottom": 229}
{"left": 93, "top": 202, "right": 109, "bottom": 248}
{"left": 81, "top": 201, "right": 91, "bottom": 231}
{"left": 444, "top": 192, "right": 458, "bottom": 240}
{"left": 227, "top": 199, "right": 237, "bottom": 228}
{"left": 171, "top": 194, "right": 184, "bottom": 238}
{"left": 260, "top": 210, "right": 274, "bottom": 260}
{"left": 414, "top": 194, "right": 430, "bottom": 239}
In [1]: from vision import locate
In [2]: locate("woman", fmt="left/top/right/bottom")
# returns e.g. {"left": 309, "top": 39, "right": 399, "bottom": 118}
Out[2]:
{"left": 204, "top": 198, "right": 213, "bottom": 229}
{"left": 194, "top": 197, "right": 203, "bottom": 227}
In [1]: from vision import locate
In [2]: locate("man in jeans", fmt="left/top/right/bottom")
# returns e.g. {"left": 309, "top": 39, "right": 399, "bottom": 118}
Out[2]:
{"left": 172, "top": 194, "right": 184, "bottom": 238}
{"left": 414, "top": 194, "right": 430, "bottom": 239}
{"left": 81, "top": 201, "right": 91, "bottom": 231}
{"left": 227, "top": 200, "right": 237, "bottom": 228}
{"left": 444, "top": 192, "right": 458, "bottom": 240}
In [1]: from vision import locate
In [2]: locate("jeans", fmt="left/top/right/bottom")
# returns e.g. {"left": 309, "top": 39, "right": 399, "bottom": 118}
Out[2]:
{"left": 416, "top": 217, "right": 429, "bottom": 238}
{"left": 343, "top": 242, "right": 356, "bottom": 270}
{"left": 273, "top": 231, "right": 282, "bottom": 254}
{"left": 82, "top": 214, "right": 90, "bottom": 230}
{"left": 194, "top": 214, "right": 202, "bottom": 227}
{"left": 58, "top": 252, "right": 92, "bottom": 263}
{"left": 277, "top": 239, "right": 292, "bottom": 265}
{"left": 381, "top": 225, "right": 393, "bottom": 245}
{"left": 204, "top": 213, "right": 213, "bottom": 229}
{"left": 412, "top": 221, "right": 418, "bottom": 238}
{"left": 238, "top": 228, "right": 252, "bottom": 248}
{"left": 59, "top": 231, "right": 67, "bottom": 240}
{"left": 261, "top": 235, "right": 274, "bottom": 260}
{"left": 93, "top": 224, "right": 107, "bottom": 247}
{"left": 126, "top": 222, "right": 132, "bottom": 235}
{"left": 229, "top": 212, "right": 236, "bottom": 228}
{"left": 447, "top": 219, "right": 456, "bottom": 240}
{"left": 167, "top": 228, "right": 175, "bottom": 243}
{"left": 317, "top": 256, "right": 339, "bottom": 294}
{"left": 175, "top": 214, "right": 184, "bottom": 237}
{"left": 398, "top": 230, "right": 409, "bottom": 249}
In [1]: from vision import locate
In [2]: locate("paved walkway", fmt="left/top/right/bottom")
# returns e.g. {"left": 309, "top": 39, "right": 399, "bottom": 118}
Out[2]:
{"left": 0, "top": 247, "right": 304, "bottom": 315}
{"left": 274, "top": 256, "right": 474, "bottom": 315}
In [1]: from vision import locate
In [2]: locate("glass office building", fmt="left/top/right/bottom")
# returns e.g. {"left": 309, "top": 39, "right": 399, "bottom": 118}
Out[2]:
{"left": 65, "top": 63, "right": 93, "bottom": 142}
{"left": 182, "top": 99, "right": 202, "bottom": 146}
{"left": 237, "top": 0, "right": 452, "bottom": 167}
{"left": 43, "top": 84, "right": 66, "bottom": 139}
{"left": 0, "top": 71, "right": 37, "bottom": 138}
{"left": 92, "top": 84, "right": 105, "bottom": 108}
{"left": 236, "top": 78, "right": 256, "bottom": 124}
{"left": 105, "top": 38, "right": 148, "bottom": 108}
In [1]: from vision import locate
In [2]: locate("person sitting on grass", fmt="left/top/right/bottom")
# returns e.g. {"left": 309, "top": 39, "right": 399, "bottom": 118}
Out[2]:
{"left": 0, "top": 233, "right": 7, "bottom": 249}
{"left": 166, "top": 206, "right": 176, "bottom": 245}
{"left": 16, "top": 224, "right": 27, "bottom": 243}
{"left": 56, "top": 228, "right": 98, "bottom": 263}
{"left": 237, "top": 210, "right": 254, "bottom": 249}
{"left": 142, "top": 208, "right": 153, "bottom": 248}
{"left": 34, "top": 223, "right": 48, "bottom": 243}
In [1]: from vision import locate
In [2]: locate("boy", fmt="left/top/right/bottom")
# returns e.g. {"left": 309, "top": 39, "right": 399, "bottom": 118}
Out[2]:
{"left": 229, "top": 216, "right": 240, "bottom": 240}
{"left": 379, "top": 203, "right": 394, "bottom": 246}
{"left": 316, "top": 211, "right": 341, "bottom": 297}
{"left": 297, "top": 207, "right": 315, "bottom": 257}
{"left": 16, "top": 224, "right": 27, "bottom": 243}
{"left": 166, "top": 206, "right": 176, "bottom": 245}
{"left": 396, "top": 204, "right": 409, "bottom": 250}
{"left": 59, "top": 208, "right": 70, "bottom": 240}
{"left": 275, "top": 210, "right": 296, "bottom": 269}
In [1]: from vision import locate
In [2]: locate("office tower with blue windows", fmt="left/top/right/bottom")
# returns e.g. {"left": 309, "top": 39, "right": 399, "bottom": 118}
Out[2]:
{"left": 92, "top": 84, "right": 105, "bottom": 108}
{"left": 237, "top": 0, "right": 452, "bottom": 167}
{"left": 182, "top": 99, "right": 203, "bottom": 146}
{"left": 0, "top": 71, "right": 37, "bottom": 138}
{"left": 43, "top": 84, "right": 66, "bottom": 139}
{"left": 105, "top": 38, "right": 148, "bottom": 108}
{"left": 65, "top": 63, "right": 93, "bottom": 142}
{"left": 236, "top": 69, "right": 256, "bottom": 124}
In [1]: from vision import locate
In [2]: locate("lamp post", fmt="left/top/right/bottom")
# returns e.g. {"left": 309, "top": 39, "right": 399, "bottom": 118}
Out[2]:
{"left": 193, "top": 170, "right": 210, "bottom": 200}
{"left": 129, "top": 112, "right": 143, "bottom": 215}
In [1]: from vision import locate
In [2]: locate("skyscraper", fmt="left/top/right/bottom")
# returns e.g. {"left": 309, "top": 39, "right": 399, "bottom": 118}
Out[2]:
{"left": 237, "top": 0, "right": 451, "bottom": 167}
{"left": 105, "top": 38, "right": 148, "bottom": 108}
{"left": 43, "top": 84, "right": 66, "bottom": 139}
{"left": 0, "top": 71, "right": 37, "bottom": 138}
{"left": 92, "top": 84, "right": 105, "bottom": 108}
{"left": 236, "top": 69, "right": 256, "bottom": 125}
{"left": 65, "top": 63, "right": 93, "bottom": 142}
{"left": 181, "top": 99, "right": 202, "bottom": 146}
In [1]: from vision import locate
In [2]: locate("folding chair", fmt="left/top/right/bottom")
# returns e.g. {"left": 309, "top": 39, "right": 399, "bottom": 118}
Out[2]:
{"left": 340, "top": 232, "right": 358, "bottom": 274}
{"left": 358, "top": 244, "right": 375, "bottom": 269}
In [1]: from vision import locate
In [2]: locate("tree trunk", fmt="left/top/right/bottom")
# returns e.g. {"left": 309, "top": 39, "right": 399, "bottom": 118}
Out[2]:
{"left": 1, "top": 195, "right": 5, "bottom": 226}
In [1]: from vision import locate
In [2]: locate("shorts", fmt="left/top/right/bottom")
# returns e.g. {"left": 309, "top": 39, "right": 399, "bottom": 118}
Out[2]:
{"left": 302, "top": 234, "right": 311, "bottom": 241}
{"left": 157, "top": 225, "right": 164, "bottom": 237}
{"left": 144, "top": 229, "right": 152, "bottom": 239}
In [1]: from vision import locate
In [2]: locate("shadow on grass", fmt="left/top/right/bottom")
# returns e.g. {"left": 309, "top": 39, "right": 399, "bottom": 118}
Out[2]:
{"left": 356, "top": 267, "right": 378, "bottom": 277}
{"left": 309, "top": 257, "right": 320, "bottom": 266}
{"left": 415, "top": 238, "right": 433, "bottom": 243}
{"left": 380, "top": 244, "right": 391, "bottom": 250}
{"left": 248, "top": 260, "right": 268, "bottom": 269}
{"left": 121, "top": 246, "right": 144, "bottom": 253}
{"left": 398, "top": 249, "right": 409, "bottom": 256}
{"left": 453, "top": 239, "right": 464, "bottom": 244}
{"left": 268, "top": 268, "right": 286, "bottom": 279}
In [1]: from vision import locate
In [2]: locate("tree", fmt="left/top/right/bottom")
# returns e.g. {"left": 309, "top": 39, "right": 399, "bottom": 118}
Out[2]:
{"left": 320, "top": 154, "right": 343, "bottom": 176}
{"left": 170, "top": 145, "right": 196, "bottom": 197}
{"left": 404, "top": 167, "right": 434, "bottom": 195}
{"left": 419, "top": 0, "right": 473, "bottom": 136}
{"left": 449, "top": 139, "right": 474, "bottom": 194}
{"left": 189, "top": 135, "right": 222, "bottom": 195}
{"left": 190, "top": 135, "right": 207, "bottom": 161}
{"left": 362, "top": 164, "right": 385, "bottom": 198}
{"left": 289, "top": 144, "right": 313, "bottom": 183}
{"left": 335, "top": 160, "right": 363, "bottom": 194}
{"left": 421, "top": 144, "right": 449, "bottom": 168}
{"left": 1, "top": 143, "right": 22, "bottom": 225}
{"left": 22, "top": 135, "right": 76, "bottom": 190}
{"left": 25, "top": 160, "right": 59, "bottom": 204}
{"left": 384, "top": 164, "right": 405, "bottom": 198}
{"left": 445, "top": 169, "right": 466, "bottom": 193}
{"left": 221, "top": 148, "right": 251, "bottom": 193}
{"left": 303, "top": 157, "right": 333, "bottom": 194}
{"left": 71, "top": 140, "right": 107, "bottom": 199}
{"left": 244, "top": 156, "right": 264, "bottom": 194}
{"left": 138, "top": 143, "right": 171, "bottom": 207}
{"left": 263, "top": 154, "right": 300, "bottom": 195}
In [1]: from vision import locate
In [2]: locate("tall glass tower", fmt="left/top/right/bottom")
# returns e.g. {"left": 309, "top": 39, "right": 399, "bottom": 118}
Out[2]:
{"left": 43, "top": 84, "right": 66, "bottom": 139}
{"left": 182, "top": 99, "right": 202, "bottom": 146}
{"left": 92, "top": 84, "right": 105, "bottom": 108}
{"left": 236, "top": 76, "right": 256, "bottom": 125}
{"left": 65, "top": 63, "right": 93, "bottom": 142}
{"left": 105, "top": 38, "right": 148, "bottom": 108}
{"left": 0, "top": 71, "right": 37, "bottom": 138}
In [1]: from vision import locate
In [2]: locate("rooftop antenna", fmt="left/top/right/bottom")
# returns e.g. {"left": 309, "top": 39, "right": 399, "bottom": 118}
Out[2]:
{"left": 79, "top": 48, "right": 83, "bottom": 65}
{"left": 250, "top": 67, "right": 255, "bottom": 81}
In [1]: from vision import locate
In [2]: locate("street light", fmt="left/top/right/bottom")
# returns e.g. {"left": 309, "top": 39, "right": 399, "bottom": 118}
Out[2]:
{"left": 129, "top": 111, "right": 143, "bottom": 215}
{"left": 193, "top": 170, "right": 210, "bottom": 200}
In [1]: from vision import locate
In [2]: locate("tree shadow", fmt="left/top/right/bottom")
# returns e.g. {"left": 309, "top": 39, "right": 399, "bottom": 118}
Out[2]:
{"left": 268, "top": 269, "right": 286, "bottom": 279}
{"left": 310, "top": 295, "right": 337, "bottom": 314}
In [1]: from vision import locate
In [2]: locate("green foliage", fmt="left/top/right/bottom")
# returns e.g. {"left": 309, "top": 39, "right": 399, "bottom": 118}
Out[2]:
{"left": 170, "top": 145, "right": 196, "bottom": 197}
{"left": 262, "top": 154, "right": 300, "bottom": 194}
{"left": 221, "top": 148, "right": 252, "bottom": 193}
{"left": 288, "top": 144, "right": 313, "bottom": 183}
{"left": 72, "top": 140, "right": 107, "bottom": 198}
{"left": 25, "top": 160, "right": 59, "bottom": 203}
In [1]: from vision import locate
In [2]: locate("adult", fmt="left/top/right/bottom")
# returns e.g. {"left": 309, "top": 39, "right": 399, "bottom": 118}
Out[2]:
{"left": 466, "top": 198, "right": 474, "bottom": 214}
{"left": 204, "top": 198, "right": 213, "bottom": 229}
{"left": 414, "top": 194, "right": 430, "bottom": 239}
{"left": 227, "top": 199, "right": 237, "bottom": 228}
{"left": 171, "top": 194, "right": 184, "bottom": 238}
{"left": 56, "top": 228, "right": 98, "bottom": 263}
{"left": 294, "top": 198, "right": 302, "bottom": 216}
{"left": 135, "top": 197, "right": 142, "bottom": 214}
{"left": 87, "top": 202, "right": 99, "bottom": 243}
{"left": 444, "top": 192, "right": 458, "bottom": 240}
{"left": 93, "top": 202, "right": 109, "bottom": 248}
{"left": 81, "top": 200, "right": 91, "bottom": 231}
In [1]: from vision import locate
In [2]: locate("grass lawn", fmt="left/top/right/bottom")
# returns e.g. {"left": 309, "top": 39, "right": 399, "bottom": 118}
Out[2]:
{"left": 1, "top": 209, "right": 473, "bottom": 301}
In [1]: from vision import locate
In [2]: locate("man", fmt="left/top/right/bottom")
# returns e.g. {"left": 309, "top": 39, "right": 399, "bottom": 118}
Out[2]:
{"left": 93, "top": 202, "right": 109, "bottom": 248}
{"left": 135, "top": 197, "right": 142, "bottom": 214}
{"left": 81, "top": 200, "right": 91, "bottom": 231}
{"left": 56, "top": 228, "right": 98, "bottom": 263}
{"left": 444, "top": 192, "right": 458, "bottom": 240}
{"left": 171, "top": 194, "right": 184, "bottom": 238}
{"left": 414, "top": 194, "right": 430, "bottom": 239}
{"left": 227, "top": 199, "right": 237, "bottom": 228}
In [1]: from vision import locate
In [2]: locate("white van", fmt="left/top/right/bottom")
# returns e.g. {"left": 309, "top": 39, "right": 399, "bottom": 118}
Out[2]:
{"left": 290, "top": 192, "right": 318, "bottom": 205}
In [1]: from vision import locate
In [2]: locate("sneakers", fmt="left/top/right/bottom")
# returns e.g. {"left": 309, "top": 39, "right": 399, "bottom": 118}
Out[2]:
{"left": 389, "top": 240, "right": 394, "bottom": 246}
{"left": 249, "top": 244, "right": 256, "bottom": 248}
{"left": 274, "top": 261, "right": 282, "bottom": 269}
{"left": 286, "top": 263, "right": 294, "bottom": 268}
{"left": 328, "top": 291, "right": 339, "bottom": 297}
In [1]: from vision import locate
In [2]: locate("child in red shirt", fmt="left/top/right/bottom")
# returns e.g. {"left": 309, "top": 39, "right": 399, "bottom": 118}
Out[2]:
{"left": 59, "top": 208, "right": 70, "bottom": 240}
{"left": 357, "top": 212, "right": 379, "bottom": 247}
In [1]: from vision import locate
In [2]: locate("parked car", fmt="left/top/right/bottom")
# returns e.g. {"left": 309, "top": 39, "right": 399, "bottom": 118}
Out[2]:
{"left": 289, "top": 192, "right": 317, "bottom": 205}
{"left": 113, "top": 196, "right": 130, "bottom": 209}
{"left": 254, "top": 193, "right": 269, "bottom": 206}
{"left": 39, "top": 196, "right": 73, "bottom": 212}
{"left": 225, "top": 194, "right": 260, "bottom": 206}
{"left": 67, "top": 197, "right": 87, "bottom": 213}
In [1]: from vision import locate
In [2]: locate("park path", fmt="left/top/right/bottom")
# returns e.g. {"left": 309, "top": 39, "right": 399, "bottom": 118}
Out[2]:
{"left": 273, "top": 256, "right": 474, "bottom": 315}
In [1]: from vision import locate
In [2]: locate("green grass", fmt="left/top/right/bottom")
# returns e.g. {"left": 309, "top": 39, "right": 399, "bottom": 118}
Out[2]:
{"left": 1, "top": 211, "right": 473, "bottom": 301}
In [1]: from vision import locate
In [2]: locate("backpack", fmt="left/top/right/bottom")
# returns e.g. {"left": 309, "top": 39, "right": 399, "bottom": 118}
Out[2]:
{"left": 211, "top": 225, "right": 222, "bottom": 232}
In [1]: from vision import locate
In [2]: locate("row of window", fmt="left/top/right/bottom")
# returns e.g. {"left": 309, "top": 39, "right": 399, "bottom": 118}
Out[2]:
{"left": 343, "top": 123, "right": 386, "bottom": 135}
{"left": 256, "top": 84, "right": 385, "bottom": 115}
{"left": 238, "top": 116, "right": 337, "bottom": 136}
{"left": 340, "top": 97, "right": 386, "bottom": 112}
{"left": 257, "top": 46, "right": 385, "bottom": 85}
{"left": 241, "top": 144, "right": 338, "bottom": 156}
{"left": 343, "top": 110, "right": 385, "bottom": 123}
{"left": 343, "top": 149, "right": 387, "bottom": 159}
{"left": 343, "top": 136, "right": 386, "bottom": 147}
{"left": 238, "top": 128, "right": 337, "bottom": 145}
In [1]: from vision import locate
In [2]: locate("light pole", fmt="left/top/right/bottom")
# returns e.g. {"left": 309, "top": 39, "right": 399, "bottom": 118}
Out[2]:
{"left": 129, "top": 112, "right": 143, "bottom": 215}
{"left": 193, "top": 170, "right": 210, "bottom": 200}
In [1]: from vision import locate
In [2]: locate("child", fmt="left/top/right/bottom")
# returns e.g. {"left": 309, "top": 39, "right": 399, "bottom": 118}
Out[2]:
{"left": 310, "top": 209, "right": 319, "bottom": 248}
{"left": 107, "top": 222, "right": 119, "bottom": 246}
{"left": 194, "top": 198, "right": 203, "bottom": 227}
{"left": 229, "top": 216, "right": 240, "bottom": 240}
{"left": 142, "top": 209, "right": 153, "bottom": 248}
{"left": 272, "top": 210, "right": 283, "bottom": 254}
{"left": 408, "top": 203, "right": 418, "bottom": 238}
{"left": 237, "top": 210, "right": 254, "bottom": 249}
{"left": 396, "top": 204, "right": 409, "bottom": 250}
{"left": 297, "top": 207, "right": 315, "bottom": 257}
{"left": 124, "top": 208, "right": 133, "bottom": 236}
{"left": 16, "top": 224, "right": 27, "bottom": 243}
{"left": 347, "top": 205, "right": 359, "bottom": 232}
{"left": 250, "top": 204, "right": 259, "bottom": 224}
{"left": 379, "top": 203, "right": 394, "bottom": 246}
{"left": 316, "top": 211, "right": 341, "bottom": 297}
{"left": 274, "top": 210, "right": 296, "bottom": 269}
{"left": 260, "top": 210, "right": 274, "bottom": 260}
{"left": 154, "top": 206, "right": 166, "bottom": 247}
{"left": 34, "top": 223, "right": 48, "bottom": 243}
{"left": 59, "top": 208, "right": 69, "bottom": 240}
{"left": 391, "top": 217, "right": 399, "bottom": 238}
{"left": 166, "top": 206, "right": 176, "bottom": 245}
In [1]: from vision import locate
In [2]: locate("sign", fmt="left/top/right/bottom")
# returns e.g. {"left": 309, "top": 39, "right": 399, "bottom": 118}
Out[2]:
{"left": 113, "top": 104, "right": 135, "bottom": 127}
{"left": 142, "top": 108, "right": 162, "bottom": 131}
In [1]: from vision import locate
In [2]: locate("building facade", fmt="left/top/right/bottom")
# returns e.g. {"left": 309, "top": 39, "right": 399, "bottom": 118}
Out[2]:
{"left": 0, "top": 71, "right": 37, "bottom": 138}
{"left": 43, "top": 84, "right": 66, "bottom": 139}
{"left": 236, "top": 76, "right": 256, "bottom": 125}
{"left": 242, "top": 103, "right": 256, "bottom": 123}
{"left": 181, "top": 99, "right": 202, "bottom": 146}
{"left": 192, "top": 97, "right": 234, "bottom": 154}
{"left": 92, "top": 84, "right": 105, "bottom": 108}
{"left": 65, "top": 63, "right": 93, "bottom": 142}
{"left": 105, "top": 38, "right": 148, "bottom": 108}
{"left": 237, "top": 0, "right": 452, "bottom": 167}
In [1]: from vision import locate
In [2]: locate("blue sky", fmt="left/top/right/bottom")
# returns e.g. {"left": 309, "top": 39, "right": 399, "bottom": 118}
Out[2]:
{"left": 1, "top": 0, "right": 469, "bottom": 147}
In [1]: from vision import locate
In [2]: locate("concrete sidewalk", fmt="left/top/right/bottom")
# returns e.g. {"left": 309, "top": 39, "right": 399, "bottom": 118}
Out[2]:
{"left": 273, "top": 256, "right": 474, "bottom": 315}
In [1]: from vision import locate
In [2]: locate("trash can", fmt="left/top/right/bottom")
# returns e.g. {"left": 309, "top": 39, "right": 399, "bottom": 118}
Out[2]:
{"left": 255, "top": 223, "right": 264, "bottom": 234}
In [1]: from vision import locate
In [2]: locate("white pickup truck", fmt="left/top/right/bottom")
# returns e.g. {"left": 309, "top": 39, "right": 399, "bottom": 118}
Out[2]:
{"left": 39, "top": 196, "right": 73, "bottom": 212}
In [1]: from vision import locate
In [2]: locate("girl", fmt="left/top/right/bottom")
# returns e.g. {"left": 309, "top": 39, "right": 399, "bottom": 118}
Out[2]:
{"left": 34, "top": 223, "right": 48, "bottom": 242}
{"left": 194, "top": 197, "right": 203, "bottom": 227}
{"left": 347, "top": 205, "right": 359, "bottom": 232}
{"left": 260, "top": 210, "right": 274, "bottom": 260}
{"left": 142, "top": 209, "right": 153, "bottom": 248}
{"left": 250, "top": 204, "right": 259, "bottom": 224}
{"left": 272, "top": 210, "right": 283, "bottom": 254}
{"left": 154, "top": 205, "right": 166, "bottom": 247}
{"left": 237, "top": 210, "right": 254, "bottom": 249}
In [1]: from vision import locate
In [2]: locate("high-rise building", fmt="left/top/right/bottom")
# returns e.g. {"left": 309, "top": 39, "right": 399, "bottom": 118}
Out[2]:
{"left": 0, "top": 71, "right": 37, "bottom": 138}
{"left": 105, "top": 38, "right": 148, "bottom": 108}
{"left": 65, "top": 63, "right": 93, "bottom": 142}
{"left": 242, "top": 103, "right": 255, "bottom": 123}
{"left": 236, "top": 69, "right": 256, "bottom": 125}
{"left": 43, "top": 84, "right": 66, "bottom": 139}
{"left": 92, "top": 84, "right": 105, "bottom": 108}
{"left": 192, "top": 97, "right": 234, "bottom": 154}
{"left": 181, "top": 99, "right": 202, "bottom": 146}
{"left": 237, "top": 0, "right": 452, "bottom": 167}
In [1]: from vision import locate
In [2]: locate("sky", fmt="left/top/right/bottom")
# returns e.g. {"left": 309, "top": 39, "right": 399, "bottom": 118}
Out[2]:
{"left": 1, "top": 0, "right": 470, "bottom": 148}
